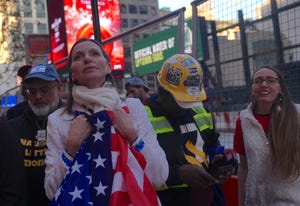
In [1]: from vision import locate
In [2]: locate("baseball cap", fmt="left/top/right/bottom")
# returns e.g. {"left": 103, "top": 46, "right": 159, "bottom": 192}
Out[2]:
{"left": 125, "top": 77, "right": 150, "bottom": 92}
{"left": 24, "top": 64, "right": 61, "bottom": 83}
{"left": 17, "top": 64, "right": 33, "bottom": 79}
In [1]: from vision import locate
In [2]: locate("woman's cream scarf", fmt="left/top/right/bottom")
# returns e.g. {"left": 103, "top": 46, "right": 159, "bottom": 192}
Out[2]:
{"left": 72, "top": 85, "right": 121, "bottom": 112}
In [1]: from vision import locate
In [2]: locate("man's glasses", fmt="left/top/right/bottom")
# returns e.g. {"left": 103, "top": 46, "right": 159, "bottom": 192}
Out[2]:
{"left": 26, "top": 84, "right": 58, "bottom": 96}
{"left": 253, "top": 77, "right": 279, "bottom": 86}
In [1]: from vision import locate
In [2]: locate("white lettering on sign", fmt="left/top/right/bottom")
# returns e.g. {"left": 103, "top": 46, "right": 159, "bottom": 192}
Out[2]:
{"left": 134, "top": 47, "right": 152, "bottom": 59}
{"left": 51, "top": 18, "right": 62, "bottom": 43}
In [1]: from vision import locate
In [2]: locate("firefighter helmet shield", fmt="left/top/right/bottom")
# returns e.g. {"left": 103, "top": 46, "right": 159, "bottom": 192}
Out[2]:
{"left": 157, "top": 54, "right": 207, "bottom": 105}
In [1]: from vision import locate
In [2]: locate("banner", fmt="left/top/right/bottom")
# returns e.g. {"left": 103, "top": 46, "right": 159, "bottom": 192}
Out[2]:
{"left": 133, "top": 18, "right": 204, "bottom": 76}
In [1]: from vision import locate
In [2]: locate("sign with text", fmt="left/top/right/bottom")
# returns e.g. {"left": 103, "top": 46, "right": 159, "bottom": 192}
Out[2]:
{"left": 133, "top": 26, "right": 178, "bottom": 76}
{"left": 133, "top": 18, "right": 204, "bottom": 76}
{"left": 47, "top": 0, "right": 68, "bottom": 65}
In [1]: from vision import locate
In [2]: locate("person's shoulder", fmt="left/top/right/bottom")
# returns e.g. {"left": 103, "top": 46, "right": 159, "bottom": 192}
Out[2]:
{"left": 125, "top": 97, "right": 143, "bottom": 107}
{"left": 201, "top": 103, "right": 211, "bottom": 112}
{"left": 6, "top": 101, "right": 28, "bottom": 120}
{"left": 239, "top": 106, "right": 252, "bottom": 121}
{"left": 0, "top": 119, "right": 8, "bottom": 128}
{"left": 7, "top": 113, "right": 24, "bottom": 124}
{"left": 144, "top": 93, "right": 160, "bottom": 108}
{"left": 0, "top": 120, "right": 14, "bottom": 144}
{"left": 48, "top": 107, "right": 71, "bottom": 121}
{"left": 7, "top": 101, "right": 28, "bottom": 111}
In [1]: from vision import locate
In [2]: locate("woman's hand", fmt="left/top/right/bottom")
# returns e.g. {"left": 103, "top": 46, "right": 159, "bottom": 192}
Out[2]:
{"left": 113, "top": 108, "right": 137, "bottom": 144}
{"left": 65, "top": 114, "right": 92, "bottom": 156}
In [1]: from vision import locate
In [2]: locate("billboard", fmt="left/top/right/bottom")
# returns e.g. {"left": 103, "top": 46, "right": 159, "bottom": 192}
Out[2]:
{"left": 133, "top": 18, "right": 205, "bottom": 76}
{"left": 47, "top": 0, "right": 124, "bottom": 77}
{"left": 47, "top": 0, "right": 68, "bottom": 66}
{"left": 133, "top": 26, "right": 178, "bottom": 76}
{"left": 25, "top": 34, "right": 51, "bottom": 65}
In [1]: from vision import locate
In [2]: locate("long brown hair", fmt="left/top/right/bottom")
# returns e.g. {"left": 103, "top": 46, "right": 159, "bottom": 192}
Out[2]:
{"left": 66, "top": 38, "right": 114, "bottom": 114}
{"left": 252, "top": 65, "right": 300, "bottom": 178}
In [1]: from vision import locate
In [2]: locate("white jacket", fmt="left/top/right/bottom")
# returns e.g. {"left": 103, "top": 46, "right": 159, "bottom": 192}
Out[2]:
{"left": 44, "top": 98, "right": 168, "bottom": 200}
{"left": 241, "top": 104, "right": 300, "bottom": 206}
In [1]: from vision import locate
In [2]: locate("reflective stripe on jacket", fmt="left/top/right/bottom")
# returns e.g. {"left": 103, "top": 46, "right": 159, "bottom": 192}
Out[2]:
{"left": 144, "top": 105, "right": 214, "bottom": 190}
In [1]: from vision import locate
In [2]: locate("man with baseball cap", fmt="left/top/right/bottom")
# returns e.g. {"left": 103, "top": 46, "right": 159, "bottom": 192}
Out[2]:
{"left": 143, "top": 54, "right": 234, "bottom": 206}
{"left": 8, "top": 64, "right": 63, "bottom": 206}
{"left": 125, "top": 77, "right": 151, "bottom": 104}
{"left": 6, "top": 64, "right": 33, "bottom": 120}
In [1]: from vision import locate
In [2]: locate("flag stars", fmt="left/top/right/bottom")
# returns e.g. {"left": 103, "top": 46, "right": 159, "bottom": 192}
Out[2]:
{"left": 85, "top": 152, "right": 91, "bottom": 160}
{"left": 52, "top": 111, "right": 118, "bottom": 206}
{"left": 93, "top": 131, "right": 103, "bottom": 142}
{"left": 94, "top": 154, "right": 106, "bottom": 168}
{"left": 96, "top": 118, "right": 106, "bottom": 129}
{"left": 94, "top": 181, "right": 108, "bottom": 196}
{"left": 69, "top": 186, "right": 84, "bottom": 201}
{"left": 85, "top": 175, "right": 92, "bottom": 185}
{"left": 71, "top": 161, "right": 82, "bottom": 174}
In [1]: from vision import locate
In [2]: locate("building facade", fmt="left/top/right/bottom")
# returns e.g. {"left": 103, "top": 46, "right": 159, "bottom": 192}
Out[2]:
{"left": 0, "top": 0, "right": 48, "bottom": 101}
{"left": 119, "top": 0, "right": 159, "bottom": 76}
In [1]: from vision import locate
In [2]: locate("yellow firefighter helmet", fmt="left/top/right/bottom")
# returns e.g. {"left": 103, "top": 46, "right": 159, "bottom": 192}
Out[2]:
{"left": 157, "top": 54, "right": 207, "bottom": 106}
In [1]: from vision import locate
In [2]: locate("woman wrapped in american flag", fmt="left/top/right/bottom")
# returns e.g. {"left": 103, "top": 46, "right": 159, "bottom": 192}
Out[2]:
{"left": 44, "top": 38, "right": 168, "bottom": 206}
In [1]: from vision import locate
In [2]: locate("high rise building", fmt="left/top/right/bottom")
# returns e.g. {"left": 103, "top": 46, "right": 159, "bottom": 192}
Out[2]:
{"left": 0, "top": 0, "right": 48, "bottom": 64}
{"left": 119, "top": 0, "right": 159, "bottom": 76}
{"left": 0, "top": 0, "right": 49, "bottom": 97}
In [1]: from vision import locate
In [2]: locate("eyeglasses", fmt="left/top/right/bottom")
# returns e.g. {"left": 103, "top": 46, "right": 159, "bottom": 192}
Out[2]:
{"left": 26, "top": 84, "right": 58, "bottom": 96}
{"left": 253, "top": 77, "right": 279, "bottom": 86}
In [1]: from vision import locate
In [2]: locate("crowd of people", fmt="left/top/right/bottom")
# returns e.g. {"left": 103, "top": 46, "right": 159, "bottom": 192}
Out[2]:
{"left": 1, "top": 37, "right": 299, "bottom": 206}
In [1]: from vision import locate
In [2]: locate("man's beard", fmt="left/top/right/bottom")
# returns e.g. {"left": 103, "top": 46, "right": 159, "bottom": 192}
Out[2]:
{"left": 29, "top": 98, "right": 59, "bottom": 117}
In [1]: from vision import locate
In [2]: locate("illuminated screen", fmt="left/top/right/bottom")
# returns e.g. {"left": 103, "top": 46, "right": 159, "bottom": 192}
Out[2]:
{"left": 47, "top": 0, "right": 68, "bottom": 65}
{"left": 48, "top": 0, "right": 124, "bottom": 75}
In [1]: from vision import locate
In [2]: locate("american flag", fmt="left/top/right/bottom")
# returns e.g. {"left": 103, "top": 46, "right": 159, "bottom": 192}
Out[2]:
{"left": 51, "top": 109, "right": 160, "bottom": 206}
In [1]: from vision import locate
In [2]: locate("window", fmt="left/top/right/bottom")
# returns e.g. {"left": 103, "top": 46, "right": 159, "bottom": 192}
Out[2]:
{"left": 23, "top": 0, "right": 32, "bottom": 17}
{"left": 24, "top": 23, "right": 33, "bottom": 34}
{"left": 140, "top": 19, "right": 147, "bottom": 24}
{"left": 36, "top": 0, "right": 46, "bottom": 18}
{"left": 122, "top": 37, "right": 129, "bottom": 43}
{"left": 124, "top": 47, "right": 131, "bottom": 58}
{"left": 139, "top": 5, "right": 148, "bottom": 15}
{"left": 129, "top": 5, "right": 137, "bottom": 14}
{"left": 133, "top": 34, "right": 140, "bottom": 42}
{"left": 37, "top": 23, "right": 47, "bottom": 34}
{"left": 125, "top": 61, "right": 132, "bottom": 73}
{"left": 121, "top": 19, "right": 128, "bottom": 28}
{"left": 120, "top": 4, "right": 127, "bottom": 14}
{"left": 151, "top": 7, "right": 157, "bottom": 15}
{"left": 143, "top": 33, "right": 150, "bottom": 39}
{"left": 130, "top": 19, "right": 139, "bottom": 28}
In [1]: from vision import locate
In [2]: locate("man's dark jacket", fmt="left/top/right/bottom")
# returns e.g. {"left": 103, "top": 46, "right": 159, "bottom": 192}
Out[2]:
{"left": 0, "top": 120, "right": 27, "bottom": 206}
{"left": 8, "top": 102, "right": 63, "bottom": 206}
